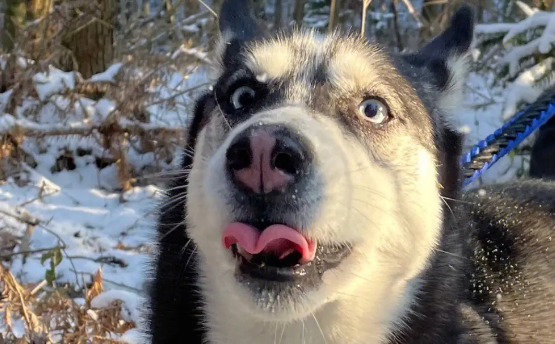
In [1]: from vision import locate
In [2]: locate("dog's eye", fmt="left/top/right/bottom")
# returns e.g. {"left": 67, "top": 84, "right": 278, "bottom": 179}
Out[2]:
{"left": 358, "top": 99, "right": 389, "bottom": 124}
{"left": 231, "top": 86, "right": 256, "bottom": 110}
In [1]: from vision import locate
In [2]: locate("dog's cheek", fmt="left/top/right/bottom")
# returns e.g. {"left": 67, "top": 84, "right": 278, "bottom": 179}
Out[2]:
{"left": 308, "top": 118, "right": 396, "bottom": 244}
{"left": 380, "top": 138, "right": 442, "bottom": 279}
{"left": 186, "top": 119, "right": 235, "bottom": 267}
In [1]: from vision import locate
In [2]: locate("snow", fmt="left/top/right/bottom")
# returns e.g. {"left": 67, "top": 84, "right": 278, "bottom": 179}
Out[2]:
{"left": 91, "top": 289, "right": 145, "bottom": 324}
{"left": 503, "top": 57, "right": 555, "bottom": 119}
{"left": 539, "top": 11, "right": 555, "bottom": 54}
{"left": 32, "top": 66, "right": 76, "bottom": 101}
{"left": 501, "top": 38, "right": 542, "bottom": 77}
{"left": 501, "top": 11, "right": 552, "bottom": 44}
{"left": 0, "top": 114, "right": 16, "bottom": 132}
{"left": 120, "top": 329, "right": 144, "bottom": 344}
{"left": 171, "top": 45, "right": 212, "bottom": 65}
{"left": 89, "top": 63, "right": 123, "bottom": 83}
{"left": 95, "top": 99, "right": 117, "bottom": 122}
{"left": 0, "top": 89, "right": 12, "bottom": 113}
{"left": 476, "top": 5, "right": 555, "bottom": 77}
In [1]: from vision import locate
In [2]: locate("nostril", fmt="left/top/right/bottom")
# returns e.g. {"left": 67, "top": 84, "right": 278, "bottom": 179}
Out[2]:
{"left": 227, "top": 138, "right": 252, "bottom": 171}
{"left": 273, "top": 152, "right": 300, "bottom": 175}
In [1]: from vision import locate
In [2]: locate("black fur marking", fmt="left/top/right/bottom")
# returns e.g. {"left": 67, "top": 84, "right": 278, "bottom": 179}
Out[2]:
{"left": 147, "top": 93, "right": 210, "bottom": 344}
{"left": 401, "top": 5, "right": 473, "bottom": 92}
{"left": 436, "top": 126, "right": 463, "bottom": 201}
{"left": 219, "top": 0, "right": 260, "bottom": 69}
{"left": 219, "top": 0, "right": 258, "bottom": 42}
{"left": 461, "top": 181, "right": 555, "bottom": 343}
{"left": 420, "top": 5, "right": 474, "bottom": 58}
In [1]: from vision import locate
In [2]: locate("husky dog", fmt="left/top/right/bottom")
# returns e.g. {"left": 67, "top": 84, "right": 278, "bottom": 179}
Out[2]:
{"left": 147, "top": 1, "right": 555, "bottom": 343}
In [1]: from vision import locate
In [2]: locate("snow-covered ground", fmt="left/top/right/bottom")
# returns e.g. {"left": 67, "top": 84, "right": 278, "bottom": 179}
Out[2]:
{"left": 4, "top": 6, "right": 554, "bottom": 337}
{"left": 0, "top": 62, "right": 211, "bottom": 342}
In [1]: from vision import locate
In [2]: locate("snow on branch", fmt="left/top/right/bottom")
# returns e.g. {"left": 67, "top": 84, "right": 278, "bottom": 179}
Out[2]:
{"left": 539, "top": 12, "right": 555, "bottom": 54}
{"left": 503, "top": 57, "right": 555, "bottom": 120}
{"left": 475, "top": 1, "right": 551, "bottom": 39}
{"left": 475, "top": 3, "right": 555, "bottom": 77}
{"left": 0, "top": 114, "right": 184, "bottom": 138}
{"left": 501, "top": 37, "right": 542, "bottom": 76}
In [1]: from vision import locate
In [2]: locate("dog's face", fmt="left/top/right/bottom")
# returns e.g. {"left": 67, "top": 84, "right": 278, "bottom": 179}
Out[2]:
{"left": 185, "top": 1, "right": 472, "bottom": 324}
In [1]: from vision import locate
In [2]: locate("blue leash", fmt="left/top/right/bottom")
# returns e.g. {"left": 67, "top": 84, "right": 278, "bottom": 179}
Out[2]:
{"left": 461, "top": 90, "right": 555, "bottom": 187}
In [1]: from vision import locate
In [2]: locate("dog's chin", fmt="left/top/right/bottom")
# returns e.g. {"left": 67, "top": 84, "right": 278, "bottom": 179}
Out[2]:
{"left": 223, "top": 238, "right": 352, "bottom": 320}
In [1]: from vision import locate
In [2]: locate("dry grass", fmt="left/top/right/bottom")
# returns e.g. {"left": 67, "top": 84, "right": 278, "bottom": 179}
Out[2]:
{"left": 1, "top": 265, "right": 135, "bottom": 344}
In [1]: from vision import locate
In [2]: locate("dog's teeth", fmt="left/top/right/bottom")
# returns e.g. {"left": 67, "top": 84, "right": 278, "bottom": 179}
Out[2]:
{"left": 237, "top": 244, "right": 253, "bottom": 261}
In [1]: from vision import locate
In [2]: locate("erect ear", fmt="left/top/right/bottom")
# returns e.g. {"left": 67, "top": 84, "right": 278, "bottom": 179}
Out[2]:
{"left": 403, "top": 6, "right": 474, "bottom": 114}
{"left": 217, "top": 0, "right": 259, "bottom": 68}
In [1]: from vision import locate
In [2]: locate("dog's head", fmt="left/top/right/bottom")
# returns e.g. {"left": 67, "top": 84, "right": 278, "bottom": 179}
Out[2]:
{"left": 185, "top": 0, "right": 472, "bottom": 323}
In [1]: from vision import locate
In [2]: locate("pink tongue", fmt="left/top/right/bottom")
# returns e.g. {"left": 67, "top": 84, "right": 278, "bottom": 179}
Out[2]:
{"left": 222, "top": 223, "right": 317, "bottom": 264}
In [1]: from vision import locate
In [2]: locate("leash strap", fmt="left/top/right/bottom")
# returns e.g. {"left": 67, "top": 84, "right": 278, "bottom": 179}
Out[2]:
{"left": 461, "top": 90, "right": 555, "bottom": 187}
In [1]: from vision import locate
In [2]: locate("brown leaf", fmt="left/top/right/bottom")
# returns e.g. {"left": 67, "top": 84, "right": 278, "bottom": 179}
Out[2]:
{"left": 86, "top": 267, "right": 104, "bottom": 308}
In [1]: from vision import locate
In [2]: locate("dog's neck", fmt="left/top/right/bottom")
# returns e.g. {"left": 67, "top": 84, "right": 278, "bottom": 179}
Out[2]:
{"left": 200, "top": 261, "right": 424, "bottom": 344}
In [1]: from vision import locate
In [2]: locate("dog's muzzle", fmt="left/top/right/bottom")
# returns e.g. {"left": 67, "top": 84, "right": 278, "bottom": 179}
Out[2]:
{"left": 219, "top": 123, "right": 351, "bottom": 287}
{"left": 225, "top": 123, "right": 314, "bottom": 195}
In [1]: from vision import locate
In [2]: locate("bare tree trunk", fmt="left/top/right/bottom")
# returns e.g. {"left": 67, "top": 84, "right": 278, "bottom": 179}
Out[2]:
{"left": 293, "top": 0, "right": 307, "bottom": 26}
{"left": 274, "top": 0, "right": 283, "bottom": 28}
{"left": 328, "top": 0, "right": 341, "bottom": 33}
{"left": 1, "top": 0, "right": 26, "bottom": 52}
{"left": 63, "top": 0, "right": 117, "bottom": 79}
{"left": 27, "top": 0, "right": 53, "bottom": 60}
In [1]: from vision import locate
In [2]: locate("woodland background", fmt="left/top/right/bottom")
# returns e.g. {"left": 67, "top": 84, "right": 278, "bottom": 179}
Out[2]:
{"left": 0, "top": 0, "right": 554, "bottom": 343}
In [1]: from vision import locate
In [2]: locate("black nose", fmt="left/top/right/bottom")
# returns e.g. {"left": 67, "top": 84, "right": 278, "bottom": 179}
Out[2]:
{"left": 225, "top": 125, "right": 313, "bottom": 194}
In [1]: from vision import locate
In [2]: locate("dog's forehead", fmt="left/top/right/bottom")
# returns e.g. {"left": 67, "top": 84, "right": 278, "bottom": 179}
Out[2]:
{"left": 243, "top": 31, "right": 387, "bottom": 89}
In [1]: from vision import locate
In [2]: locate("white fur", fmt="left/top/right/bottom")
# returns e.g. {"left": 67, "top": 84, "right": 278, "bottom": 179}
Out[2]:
{"left": 438, "top": 55, "right": 470, "bottom": 119}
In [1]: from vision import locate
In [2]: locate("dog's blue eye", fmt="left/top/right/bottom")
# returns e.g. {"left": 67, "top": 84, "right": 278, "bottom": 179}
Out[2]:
{"left": 231, "top": 86, "right": 256, "bottom": 110}
{"left": 359, "top": 99, "right": 388, "bottom": 124}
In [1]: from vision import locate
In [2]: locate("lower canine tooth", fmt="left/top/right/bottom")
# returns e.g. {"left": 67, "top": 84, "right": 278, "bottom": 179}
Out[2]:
{"left": 237, "top": 245, "right": 253, "bottom": 261}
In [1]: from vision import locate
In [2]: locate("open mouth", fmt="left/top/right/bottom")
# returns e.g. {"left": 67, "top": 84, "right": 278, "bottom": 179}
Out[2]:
{"left": 223, "top": 223, "right": 351, "bottom": 283}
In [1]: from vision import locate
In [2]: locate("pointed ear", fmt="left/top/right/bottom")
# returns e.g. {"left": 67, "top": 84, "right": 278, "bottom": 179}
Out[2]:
{"left": 217, "top": 0, "right": 259, "bottom": 68}
{"left": 403, "top": 6, "right": 474, "bottom": 114}
{"left": 419, "top": 5, "right": 474, "bottom": 60}
{"left": 219, "top": 0, "right": 258, "bottom": 41}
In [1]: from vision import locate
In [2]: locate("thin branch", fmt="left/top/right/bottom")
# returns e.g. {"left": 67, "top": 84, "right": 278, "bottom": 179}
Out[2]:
{"left": 361, "top": 0, "right": 374, "bottom": 37}
{"left": 0, "top": 118, "right": 184, "bottom": 138}
{"left": 70, "top": 270, "right": 142, "bottom": 293}
{"left": 0, "top": 246, "right": 65, "bottom": 260}
{"left": 399, "top": 0, "right": 425, "bottom": 27}
{"left": 329, "top": 0, "right": 339, "bottom": 34}
{"left": 198, "top": 0, "right": 218, "bottom": 18}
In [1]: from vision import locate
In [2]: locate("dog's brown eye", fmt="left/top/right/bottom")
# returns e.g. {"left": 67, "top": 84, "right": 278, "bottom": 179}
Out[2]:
{"left": 231, "top": 86, "right": 256, "bottom": 110}
{"left": 358, "top": 99, "right": 388, "bottom": 124}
